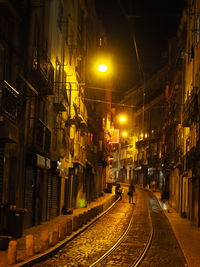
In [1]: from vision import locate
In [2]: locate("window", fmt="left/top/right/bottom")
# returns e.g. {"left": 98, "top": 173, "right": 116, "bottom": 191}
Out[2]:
{"left": 97, "top": 35, "right": 105, "bottom": 47}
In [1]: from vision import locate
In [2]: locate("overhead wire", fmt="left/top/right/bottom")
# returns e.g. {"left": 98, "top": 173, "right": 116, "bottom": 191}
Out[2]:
{"left": 83, "top": 97, "right": 165, "bottom": 109}
{"left": 117, "top": 0, "right": 145, "bottom": 84}
{"left": 117, "top": 0, "right": 146, "bottom": 132}
{"left": 83, "top": 97, "right": 135, "bottom": 108}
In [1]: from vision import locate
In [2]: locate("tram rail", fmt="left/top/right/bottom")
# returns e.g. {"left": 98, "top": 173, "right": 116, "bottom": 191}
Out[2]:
{"left": 89, "top": 188, "right": 155, "bottom": 267}
{"left": 33, "top": 187, "right": 186, "bottom": 267}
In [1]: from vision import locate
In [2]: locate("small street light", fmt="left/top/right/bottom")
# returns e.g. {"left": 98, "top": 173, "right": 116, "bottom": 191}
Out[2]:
{"left": 118, "top": 115, "right": 127, "bottom": 124}
{"left": 122, "top": 131, "right": 128, "bottom": 137}
{"left": 97, "top": 64, "right": 108, "bottom": 73}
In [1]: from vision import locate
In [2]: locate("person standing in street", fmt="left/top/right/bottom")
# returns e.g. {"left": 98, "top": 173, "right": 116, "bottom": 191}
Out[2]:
{"left": 115, "top": 184, "right": 123, "bottom": 200}
{"left": 127, "top": 185, "right": 135, "bottom": 204}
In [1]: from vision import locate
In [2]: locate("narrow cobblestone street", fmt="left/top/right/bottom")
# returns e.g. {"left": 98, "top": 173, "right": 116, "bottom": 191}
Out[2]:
{"left": 33, "top": 192, "right": 134, "bottom": 267}
{"left": 33, "top": 189, "right": 187, "bottom": 267}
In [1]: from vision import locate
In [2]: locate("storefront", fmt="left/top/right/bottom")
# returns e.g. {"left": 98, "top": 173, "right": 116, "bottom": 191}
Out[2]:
{"left": 24, "top": 154, "right": 59, "bottom": 228}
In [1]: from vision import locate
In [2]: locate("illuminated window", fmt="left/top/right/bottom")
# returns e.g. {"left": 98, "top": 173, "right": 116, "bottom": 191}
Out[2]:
{"left": 97, "top": 36, "right": 104, "bottom": 47}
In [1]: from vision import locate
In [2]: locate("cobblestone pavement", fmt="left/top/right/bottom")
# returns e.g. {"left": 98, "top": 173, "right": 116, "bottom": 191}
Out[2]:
{"left": 33, "top": 189, "right": 187, "bottom": 267}
{"left": 95, "top": 189, "right": 151, "bottom": 266}
{"left": 33, "top": 193, "right": 135, "bottom": 267}
{"left": 140, "top": 193, "right": 187, "bottom": 267}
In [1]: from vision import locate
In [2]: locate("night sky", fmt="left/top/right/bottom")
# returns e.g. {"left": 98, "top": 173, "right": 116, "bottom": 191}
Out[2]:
{"left": 95, "top": 0, "right": 187, "bottom": 94}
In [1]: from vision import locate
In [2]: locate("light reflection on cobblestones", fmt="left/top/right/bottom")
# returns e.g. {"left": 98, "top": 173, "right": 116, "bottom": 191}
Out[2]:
{"left": 34, "top": 195, "right": 134, "bottom": 267}
{"left": 34, "top": 191, "right": 187, "bottom": 267}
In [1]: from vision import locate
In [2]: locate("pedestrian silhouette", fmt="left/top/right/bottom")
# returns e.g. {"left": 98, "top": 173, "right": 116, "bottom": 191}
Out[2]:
{"left": 115, "top": 184, "right": 122, "bottom": 200}
{"left": 127, "top": 185, "right": 135, "bottom": 204}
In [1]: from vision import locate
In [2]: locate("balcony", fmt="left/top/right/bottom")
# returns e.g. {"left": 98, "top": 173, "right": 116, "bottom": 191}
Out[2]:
{"left": 136, "top": 133, "right": 162, "bottom": 150}
{"left": 183, "top": 89, "right": 198, "bottom": 127}
{"left": 75, "top": 64, "right": 82, "bottom": 83}
{"left": 0, "top": 119, "right": 19, "bottom": 143}
{"left": 146, "top": 148, "right": 152, "bottom": 158}
{"left": 182, "top": 148, "right": 195, "bottom": 170}
{"left": 122, "top": 157, "right": 133, "bottom": 165}
{"left": 86, "top": 149, "right": 95, "bottom": 166}
{"left": 44, "top": 127, "right": 51, "bottom": 154}
{"left": 0, "top": 80, "right": 19, "bottom": 121}
{"left": 54, "top": 85, "right": 69, "bottom": 112}
{"left": 73, "top": 102, "right": 87, "bottom": 129}
{"left": 174, "top": 146, "right": 182, "bottom": 166}
{"left": 30, "top": 47, "right": 54, "bottom": 95}
{"left": 34, "top": 119, "right": 51, "bottom": 155}
{"left": 167, "top": 105, "right": 181, "bottom": 128}
{"left": 0, "top": 81, "right": 19, "bottom": 142}
{"left": 136, "top": 139, "right": 147, "bottom": 149}
{"left": 74, "top": 144, "right": 86, "bottom": 164}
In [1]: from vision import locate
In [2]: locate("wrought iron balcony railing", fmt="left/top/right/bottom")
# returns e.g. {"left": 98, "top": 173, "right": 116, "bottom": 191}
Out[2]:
{"left": 86, "top": 149, "right": 96, "bottom": 166}
{"left": 35, "top": 119, "right": 51, "bottom": 154}
{"left": 31, "top": 47, "right": 54, "bottom": 95}
{"left": 0, "top": 80, "right": 19, "bottom": 121}
{"left": 54, "top": 85, "right": 69, "bottom": 112}
{"left": 183, "top": 88, "right": 198, "bottom": 126}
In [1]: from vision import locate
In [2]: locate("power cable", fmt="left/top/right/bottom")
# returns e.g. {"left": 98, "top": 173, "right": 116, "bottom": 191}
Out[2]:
{"left": 117, "top": 0, "right": 145, "bottom": 83}
{"left": 84, "top": 97, "right": 135, "bottom": 108}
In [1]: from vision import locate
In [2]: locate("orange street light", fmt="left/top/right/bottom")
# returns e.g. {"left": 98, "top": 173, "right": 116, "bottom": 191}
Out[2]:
{"left": 118, "top": 115, "right": 127, "bottom": 124}
{"left": 97, "top": 63, "right": 108, "bottom": 73}
{"left": 121, "top": 131, "right": 128, "bottom": 137}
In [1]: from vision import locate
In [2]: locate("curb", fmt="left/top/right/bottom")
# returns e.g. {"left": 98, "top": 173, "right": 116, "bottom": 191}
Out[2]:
{"left": 151, "top": 191, "right": 189, "bottom": 267}
{"left": 13, "top": 195, "right": 119, "bottom": 267}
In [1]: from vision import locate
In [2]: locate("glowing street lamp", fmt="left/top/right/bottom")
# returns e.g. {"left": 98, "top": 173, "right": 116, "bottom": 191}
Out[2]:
{"left": 97, "top": 63, "right": 108, "bottom": 73}
{"left": 122, "top": 131, "right": 128, "bottom": 137}
{"left": 118, "top": 115, "right": 127, "bottom": 124}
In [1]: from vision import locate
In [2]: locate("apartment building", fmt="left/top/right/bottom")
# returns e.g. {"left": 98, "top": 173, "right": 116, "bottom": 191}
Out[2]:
{"left": 0, "top": 0, "right": 111, "bottom": 233}
{"left": 112, "top": 67, "right": 167, "bottom": 188}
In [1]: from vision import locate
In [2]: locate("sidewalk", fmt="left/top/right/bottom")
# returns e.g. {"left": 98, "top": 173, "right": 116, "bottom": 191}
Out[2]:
{"left": 0, "top": 192, "right": 117, "bottom": 267}
{"left": 153, "top": 191, "right": 200, "bottom": 267}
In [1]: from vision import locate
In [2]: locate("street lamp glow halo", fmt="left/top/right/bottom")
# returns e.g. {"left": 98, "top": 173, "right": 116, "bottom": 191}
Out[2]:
{"left": 97, "top": 63, "right": 108, "bottom": 72}
{"left": 118, "top": 115, "right": 128, "bottom": 124}
{"left": 122, "top": 131, "right": 128, "bottom": 137}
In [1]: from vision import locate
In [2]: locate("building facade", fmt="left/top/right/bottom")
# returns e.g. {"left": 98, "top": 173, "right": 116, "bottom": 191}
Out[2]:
{"left": 113, "top": 67, "right": 167, "bottom": 189}
{"left": 0, "top": 0, "right": 111, "bottom": 233}
{"left": 165, "top": 0, "right": 200, "bottom": 226}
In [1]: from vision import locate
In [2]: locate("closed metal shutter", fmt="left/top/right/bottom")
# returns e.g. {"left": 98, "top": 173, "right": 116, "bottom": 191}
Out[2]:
{"left": 34, "top": 168, "right": 42, "bottom": 226}
{"left": 64, "top": 178, "right": 71, "bottom": 209}
{"left": 51, "top": 174, "right": 60, "bottom": 218}
{"left": 0, "top": 142, "right": 4, "bottom": 203}
{"left": 24, "top": 166, "right": 35, "bottom": 228}
{"left": 0, "top": 142, "right": 5, "bottom": 227}
{"left": 47, "top": 172, "right": 52, "bottom": 221}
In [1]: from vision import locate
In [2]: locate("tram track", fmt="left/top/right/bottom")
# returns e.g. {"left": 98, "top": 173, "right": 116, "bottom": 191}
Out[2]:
{"left": 89, "top": 188, "right": 186, "bottom": 267}
{"left": 33, "top": 188, "right": 135, "bottom": 267}
{"left": 89, "top": 188, "right": 154, "bottom": 267}
{"left": 89, "top": 203, "right": 136, "bottom": 267}
{"left": 34, "top": 187, "right": 186, "bottom": 267}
